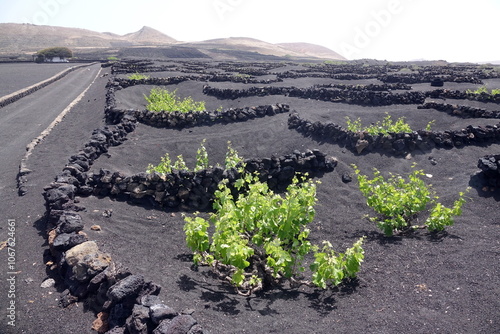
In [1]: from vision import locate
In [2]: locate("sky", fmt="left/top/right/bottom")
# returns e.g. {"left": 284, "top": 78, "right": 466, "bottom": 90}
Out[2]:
{"left": 0, "top": 0, "right": 498, "bottom": 62}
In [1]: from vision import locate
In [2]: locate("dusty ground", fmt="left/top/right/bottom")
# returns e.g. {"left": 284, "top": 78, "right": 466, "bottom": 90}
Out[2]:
{"left": 6, "top": 60, "right": 500, "bottom": 333}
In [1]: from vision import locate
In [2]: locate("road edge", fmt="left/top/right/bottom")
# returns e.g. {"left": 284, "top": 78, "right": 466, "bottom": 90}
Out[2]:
{"left": 0, "top": 62, "right": 97, "bottom": 109}
{"left": 17, "top": 65, "right": 103, "bottom": 196}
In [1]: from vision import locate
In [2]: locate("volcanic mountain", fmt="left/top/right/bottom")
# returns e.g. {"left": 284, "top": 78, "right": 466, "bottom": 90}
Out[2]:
{"left": 277, "top": 42, "right": 345, "bottom": 60}
{"left": 0, "top": 24, "right": 176, "bottom": 53}
{"left": 191, "top": 37, "right": 346, "bottom": 60}
{"left": 0, "top": 23, "right": 345, "bottom": 60}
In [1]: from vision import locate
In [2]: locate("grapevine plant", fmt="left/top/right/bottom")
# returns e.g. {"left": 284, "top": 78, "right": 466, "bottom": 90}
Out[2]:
{"left": 127, "top": 72, "right": 150, "bottom": 80}
{"left": 345, "top": 113, "right": 434, "bottom": 135}
{"left": 184, "top": 173, "right": 365, "bottom": 295}
{"left": 145, "top": 87, "right": 206, "bottom": 113}
{"left": 466, "top": 86, "right": 500, "bottom": 96}
{"left": 147, "top": 140, "right": 241, "bottom": 175}
{"left": 352, "top": 164, "right": 468, "bottom": 236}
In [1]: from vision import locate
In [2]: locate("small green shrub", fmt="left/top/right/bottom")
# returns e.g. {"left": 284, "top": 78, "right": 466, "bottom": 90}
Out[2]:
{"left": 224, "top": 141, "right": 244, "bottom": 170}
{"left": 425, "top": 120, "right": 436, "bottom": 131}
{"left": 425, "top": 194, "right": 467, "bottom": 232}
{"left": 466, "top": 86, "right": 500, "bottom": 95}
{"left": 234, "top": 73, "right": 251, "bottom": 79}
{"left": 353, "top": 165, "right": 430, "bottom": 236}
{"left": 194, "top": 139, "right": 209, "bottom": 172}
{"left": 147, "top": 140, "right": 242, "bottom": 175}
{"left": 346, "top": 113, "right": 433, "bottom": 135}
{"left": 353, "top": 164, "right": 468, "bottom": 236}
{"left": 147, "top": 153, "right": 172, "bottom": 175}
{"left": 345, "top": 116, "right": 363, "bottom": 133}
{"left": 172, "top": 155, "right": 188, "bottom": 171}
{"left": 310, "top": 238, "right": 365, "bottom": 288}
{"left": 184, "top": 174, "right": 365, "bottom": 294}
{"left": 145, "top": 88, "right": 206, "bottom": 113}
{"left": 128, "top": 72, "right": 150, "bottom": 80}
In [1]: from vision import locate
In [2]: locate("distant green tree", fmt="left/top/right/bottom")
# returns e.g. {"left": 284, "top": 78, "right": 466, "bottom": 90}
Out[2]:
{"left": 35, "top": 47, "right": 73, "bottom": 62}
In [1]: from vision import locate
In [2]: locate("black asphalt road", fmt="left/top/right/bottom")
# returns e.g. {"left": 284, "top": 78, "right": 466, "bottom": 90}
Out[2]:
{"left": 0, "top": 63, "right": 74, "bottom": 97}
{"left": 0, "top": 63, "right": 103, "bottom": 334}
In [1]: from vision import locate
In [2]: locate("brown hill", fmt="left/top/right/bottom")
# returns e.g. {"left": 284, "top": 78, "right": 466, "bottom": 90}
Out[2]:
{"left": 0, "top": 23, "right": 345, "bottom": 61}
{"left": 0, "top": 23, "right": 176, "bottom": 53}
{"left": 278, "top": 42, "right": 346, "bottom": 60}
{"left": 189, "top": 37, "right": 302, "bottom": 59}
{"left": 122, "top": 26, "right": 177, "bottom": 45}
{"left": 190, "top": 37, "right": 345, "bottom": 60}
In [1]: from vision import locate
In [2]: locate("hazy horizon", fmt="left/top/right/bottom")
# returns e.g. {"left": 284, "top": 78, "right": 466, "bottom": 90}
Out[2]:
{"left": 0, "top": 0, "right": 498, "bottom": 63}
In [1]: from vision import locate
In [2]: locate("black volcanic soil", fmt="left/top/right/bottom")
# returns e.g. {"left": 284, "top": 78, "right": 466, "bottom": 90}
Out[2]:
{"left": 23, "top": 60, "right": 500, "bottom": 333}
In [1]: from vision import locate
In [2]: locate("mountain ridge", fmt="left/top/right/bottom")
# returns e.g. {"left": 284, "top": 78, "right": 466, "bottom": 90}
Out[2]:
{"left": 0, "top": 23, "right": 345, "bottom": 60}
{"left": 0, "top": 23, "right": 177, "bottom": 52}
